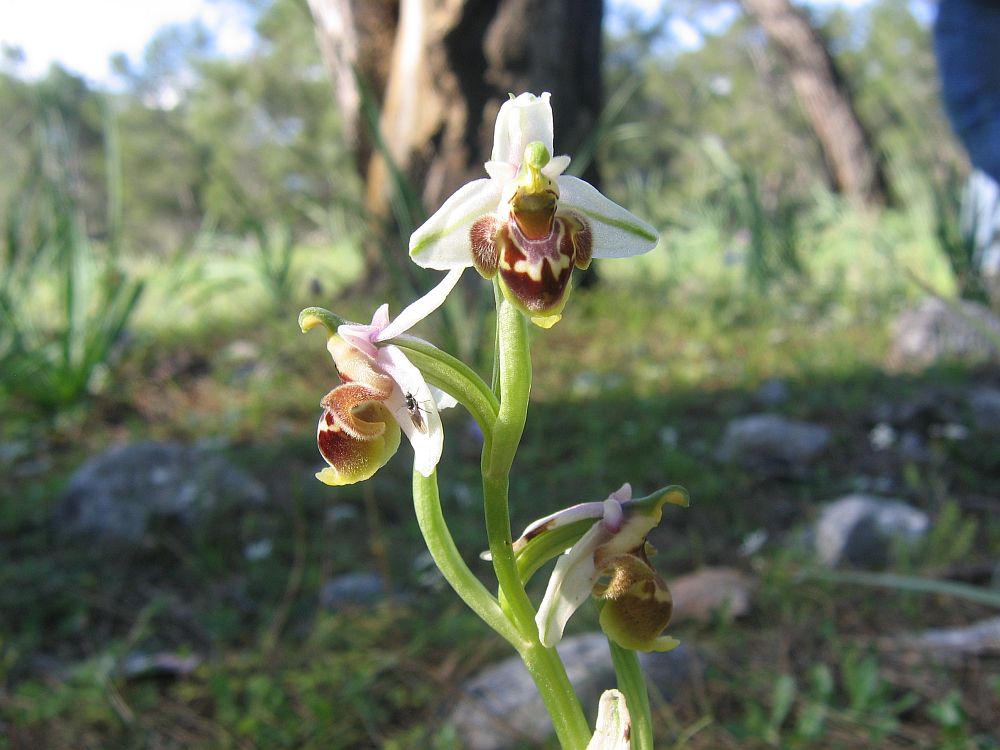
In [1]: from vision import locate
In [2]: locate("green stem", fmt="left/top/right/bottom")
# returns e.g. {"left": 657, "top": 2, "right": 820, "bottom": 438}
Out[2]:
{"left": 520, "top": 641, "right": 595, "bottom": 749}
{"left": 491, "top": 278, "right": 503, "bottom": 395}
{"left": 485, "top": 296, "right": 591, "bottom": 749}
{"left": 412, "top": 470, "right": 522, "bottom": 649}
{"left": 608, "top": 639, "right": 654, "bottom": 750}
{"left": 488, "top": 297, "right": 531, "bottom": 474}
{"left": 483, "top": 300, "right": 534, "bottom": 629}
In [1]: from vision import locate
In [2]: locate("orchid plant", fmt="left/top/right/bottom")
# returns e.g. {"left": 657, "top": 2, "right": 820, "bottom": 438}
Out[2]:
{"left": 300, "top": 92, "right": 688, "bottom": 750}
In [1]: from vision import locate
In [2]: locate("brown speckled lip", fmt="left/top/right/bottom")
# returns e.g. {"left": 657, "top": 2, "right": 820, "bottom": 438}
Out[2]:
{"left": 318, "top": 410, "right": 363, "bottom": 469}
{"left": 498, "top": 216, "right": 577, "bottom": 313}
{"left": 322, "top": 384, "right": 387, "bottom": 440}
{"left": 317, "top": 402, "right": 392, "bottom": 477}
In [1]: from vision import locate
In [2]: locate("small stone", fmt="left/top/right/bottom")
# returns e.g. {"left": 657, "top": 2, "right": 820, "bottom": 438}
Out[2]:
{"left": 658, "top": 426, "right": 679, "bottom": 449}
{"left": 888, "top": 617, "right": 1000, "bottom": 665}
{"left": 413, "top": 551, "right": 447, "bottom": 591}
{"left": 739, "top": 529, "right": 769, "bottom": 557}
{"left": 448, "top": 633, "right": 614, "bottom": 750}
{"left": 320, "top": 571, "right": 386, "bottom": 610}
{"left": 754, "top": 378, "right": 789, "bottom": 407}
{"left": 0, "top": 440, "right": 29, "bottom": 465}
{"left": 815, "top": 494, "right": 929, "bottom": 568}
{"left": 448, "top": 633, "right": 704, "bottom": 750}
{"left": 931, "top": 422, "right": 970, "bottom": 440}
{"left": 222, "top": 339, "right": 261, "bottom": 362}
{"left": 120, "top": 652, "right": 201, "bottom": 680}
{"left": 888, "top": 297, "right": 1000, "bottom": 369}
{"left": 639, "top": 644, "right": 702, "bottom": 702}
{"left": 869, "top": 422, "right": 897, "bottom": 451}
{"left": 325, "top": 504, "right": 360, "bottom": 525}
{"left": 716, "top": 414, "right": 830, "bottom": 477}
{"left": 243, "top": 539, "right": 273, "bottom": 561}
{"left": 968, "top": 386, "right": 1000, "bottom": 433}
{"left": 571, "top": 372, "right": 602, "bottom": 398}
{"left": 669, "top": 567, "right": 755, "bottom": 624}
{"left": 55, "top": 441, "right": 267, "bottom": 543}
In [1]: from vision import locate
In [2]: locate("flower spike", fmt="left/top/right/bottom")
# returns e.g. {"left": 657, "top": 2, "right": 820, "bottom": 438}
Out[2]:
{"left": 410, "top": 92, "right": 658, "bottom": 327}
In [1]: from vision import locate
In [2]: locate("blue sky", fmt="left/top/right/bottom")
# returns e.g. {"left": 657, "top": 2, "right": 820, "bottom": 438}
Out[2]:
{"left": 0, "top": 0, "right": 257, "bottom": 83}
{"left": 0, "top": 0, "right": 887, "bottom": 86}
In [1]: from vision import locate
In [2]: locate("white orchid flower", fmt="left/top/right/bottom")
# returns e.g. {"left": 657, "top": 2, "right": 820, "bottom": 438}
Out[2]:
{"left": 313, "top": 269, "right": 462, "bottom": 485}
{"left": 513, "top": 483, "right": 687, "bottom": 651}
{"left": 409, "top": 92, "right": 658, "bottom": 328}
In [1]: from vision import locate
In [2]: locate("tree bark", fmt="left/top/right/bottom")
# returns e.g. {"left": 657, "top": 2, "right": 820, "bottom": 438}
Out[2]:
{"left": 740, "top": 0, "right": 888, "bottom": 205}
{"left": 309, "top": 0, "right": 604, "bottom": 279}
{"left": 370, "top": 0, "right": 603, "bottom": 216}
{"left": 306, "top": 0, "right": 398, "bottom": 169}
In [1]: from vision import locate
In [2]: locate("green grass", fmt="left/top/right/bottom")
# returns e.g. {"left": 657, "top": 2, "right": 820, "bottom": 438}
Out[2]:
{"left": 1, "top": 204, "right": 999, "bottom": 749}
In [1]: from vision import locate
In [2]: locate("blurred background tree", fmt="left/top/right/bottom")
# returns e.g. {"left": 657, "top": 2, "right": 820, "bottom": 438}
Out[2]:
{"left": 307, "top": 0, "right": 605, "bottom": 285}
{"left": 0, "top": 0, "right": 964, "bottom": 290}
{"left": 739, "top": 0, "right": 889, "bottom": 206}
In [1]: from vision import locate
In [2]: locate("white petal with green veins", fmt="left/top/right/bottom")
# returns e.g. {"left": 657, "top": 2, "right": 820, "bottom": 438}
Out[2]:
{"left": 409, "top": 179, "right": 501, "bottom": 269}
{"left": 556, "top": 176, "right": 658, "bottom": 259}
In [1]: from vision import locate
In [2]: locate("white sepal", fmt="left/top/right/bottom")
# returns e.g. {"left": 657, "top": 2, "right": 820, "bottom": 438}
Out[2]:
{"left": 409, "top": 179, "right": 501, "bottom": 269}
{"left": 557, "top": 175, "right": 658, "bottom": 258}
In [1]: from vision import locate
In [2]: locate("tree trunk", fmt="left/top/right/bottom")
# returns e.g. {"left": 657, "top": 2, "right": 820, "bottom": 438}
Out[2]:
{"left": 740, "top": 0, "right": 888, "bottom": 205}
{"left": 370, "top": 0, "right": 603, "bottom": 217}
{"left": 309, "top": 0, "right": 604, "bottom": 280}
{"left": 306, "top": 0, "right": 398, "bottom": 171}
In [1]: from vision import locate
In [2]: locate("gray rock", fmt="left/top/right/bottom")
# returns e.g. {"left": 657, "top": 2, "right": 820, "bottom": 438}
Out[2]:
{"left": 0, "top": 440, "right": 29, "bottom": 465}
{"left": 448, "top": 633, "right": 701, "bottom": 750}
{"left": 669, "top": 567, "right": 755, "bottom": 624}
{"left": 815, "top": 494, "right": 929, "bottom": 568}
{"left": 120, "top": 651, "right": 201, "bottom": 680}
{"left": 897, "top": 430, "right": 930, "bottom": 462}
{"left": 888, "top": 297, "right": 1000, "bottom": 370}
{"left": 968, "top": 386, "right": 1000, "bottom": 433}
{"left": 638, "top": 644, "right": 702, "bottom": 702}
{"left": 716, "top": 414, "right": 830, "bottom": 476}
{"left": 754, "top": 378, "right": 789, "bottom": 407}
{"left": 56, "top": 441, "right": 267, "bottom": 543}
{"left": 888, "top": 617, "right": 1000, "bottom": 665}
{"left": 449, "top": 633, "right": 613, "bottom": 750}
{"left": 320, "top": 571, "right": 386, "bottom": 610}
